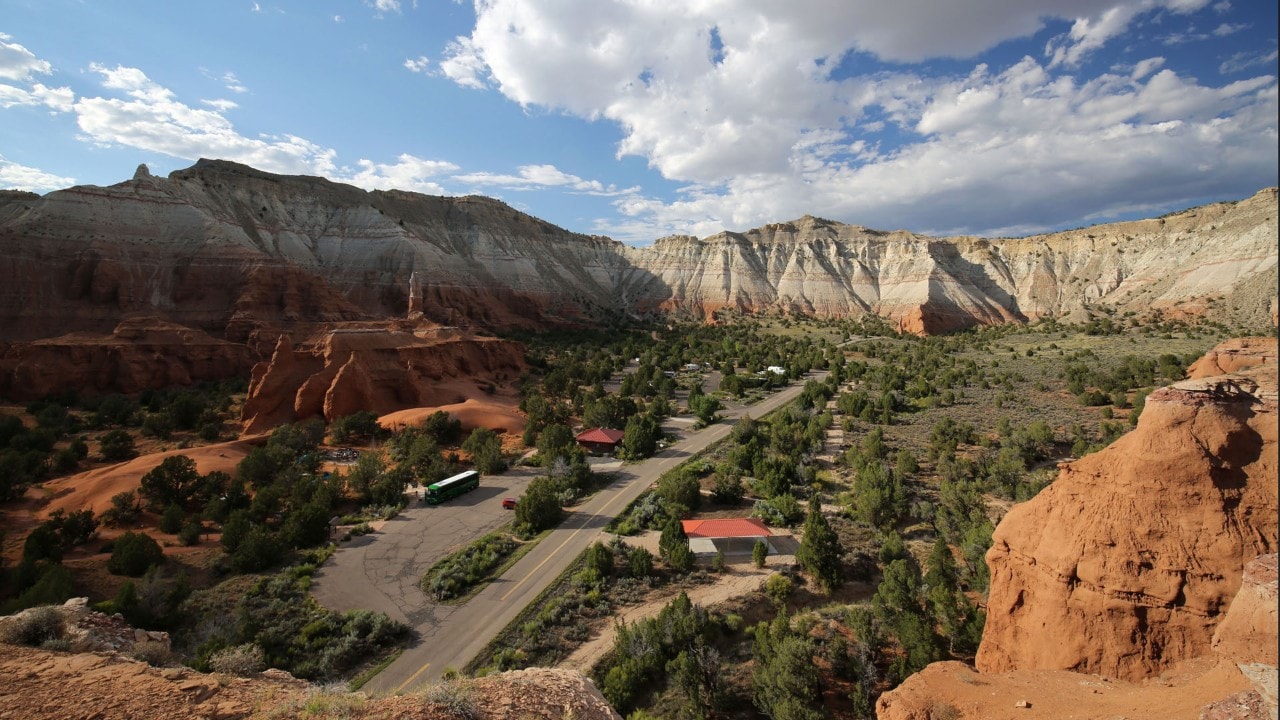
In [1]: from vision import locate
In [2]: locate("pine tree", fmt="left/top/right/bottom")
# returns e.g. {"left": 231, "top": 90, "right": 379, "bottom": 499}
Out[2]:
{"left": 796, "top": 496, "right": 844, "bottom": 593}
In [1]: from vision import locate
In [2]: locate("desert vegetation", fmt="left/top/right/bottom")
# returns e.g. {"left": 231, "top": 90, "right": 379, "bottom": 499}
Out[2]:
{"left": 469, "top": 314, "right": 1237, "bottom": 718}
{"left": 0, "top": 310, "right": 1246, "bottom": 701}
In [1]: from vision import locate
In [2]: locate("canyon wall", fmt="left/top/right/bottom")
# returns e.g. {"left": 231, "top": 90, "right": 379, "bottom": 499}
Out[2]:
{"left": 0, "top": 161, "right": 1274, "bottom": 344}
{"left": 623, "top": 190, "right": 1278, "bottom": 332}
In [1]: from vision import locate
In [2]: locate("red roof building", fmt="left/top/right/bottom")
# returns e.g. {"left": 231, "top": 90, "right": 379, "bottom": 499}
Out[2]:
{"left": 681, "top": 518, "right": 775, "bottom": 560}
{"left": 575, "top": 427, "right": 625, "bottom": 454}
{"left": 681, "top": 518, "right": 772, "bottom": 539}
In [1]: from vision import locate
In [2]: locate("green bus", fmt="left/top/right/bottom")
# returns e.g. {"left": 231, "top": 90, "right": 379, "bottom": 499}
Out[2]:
{"left": 425, "top": 470, "right": 480, "bottom": 505}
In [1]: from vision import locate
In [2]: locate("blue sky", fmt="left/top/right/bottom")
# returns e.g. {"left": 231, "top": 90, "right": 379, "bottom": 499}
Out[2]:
{"left": 1, "top": 0, "right": 1276, "bottom": 245}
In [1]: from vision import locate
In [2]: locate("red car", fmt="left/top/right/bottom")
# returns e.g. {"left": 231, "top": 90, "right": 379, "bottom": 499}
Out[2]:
{"left": 502, "top": 497, "right": 518, "bottom": 510}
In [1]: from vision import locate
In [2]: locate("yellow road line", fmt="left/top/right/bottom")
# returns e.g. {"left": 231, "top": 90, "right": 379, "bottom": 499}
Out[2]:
{"left": 500, "top": 485, "right": 632, "bottom": 602}
{"left": 394, "top": 662, "right": 430, "bottom": 694}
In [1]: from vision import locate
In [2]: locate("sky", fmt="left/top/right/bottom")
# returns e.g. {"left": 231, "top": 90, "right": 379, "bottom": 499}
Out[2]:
{"left": 1, "top": 1, "right": 1276, "bottom": 245}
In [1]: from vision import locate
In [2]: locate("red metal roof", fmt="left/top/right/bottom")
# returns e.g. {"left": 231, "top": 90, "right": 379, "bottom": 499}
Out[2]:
{"left": 681, "top": 518, "right": 772, "bottom": 539}
{"left": 575, "top": 428, "right": 625, "bottom": 444}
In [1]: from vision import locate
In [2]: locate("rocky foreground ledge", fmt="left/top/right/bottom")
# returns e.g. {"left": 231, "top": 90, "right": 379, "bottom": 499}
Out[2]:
{"left": 0, "top": 600, "right": 620, "bottom": 720}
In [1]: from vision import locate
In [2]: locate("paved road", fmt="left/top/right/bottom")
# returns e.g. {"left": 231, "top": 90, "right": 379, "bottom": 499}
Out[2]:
{"left": 318, "top": 375, "right": 817, "bottom": 695}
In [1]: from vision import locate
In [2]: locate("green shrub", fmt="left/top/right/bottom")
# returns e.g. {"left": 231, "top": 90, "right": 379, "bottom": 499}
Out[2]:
{"left": 108, "top": 531, "right": 164, "bottom": 577}
{"left": 159, "top": 504, "right": 185, "bottom": 534}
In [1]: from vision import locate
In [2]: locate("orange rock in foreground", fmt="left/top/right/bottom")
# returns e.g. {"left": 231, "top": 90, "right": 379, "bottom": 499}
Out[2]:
{"left": 976, "top": 359, "right": 1277, "bottom": 681}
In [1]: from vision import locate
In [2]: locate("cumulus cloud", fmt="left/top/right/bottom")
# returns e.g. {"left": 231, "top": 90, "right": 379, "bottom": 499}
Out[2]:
{"left": 0, "top": 33, "right": 53, "bottom": 81}
{"left": 454, "top": 164, "right": 637, "bottom": 196}
{"left": 74, "top": 63, "right": 338, "bottom": 176}
{"left": 404, "top": 56, "right": 430, "bottom": 73}
{"left": 339, "top": 154, "right": 458, "bottom": 194}
{"left": 67, "top": 64, "right": 465, "bottom": 196}
{"left": 436, "top": 0, "right": 1273, "bottom": 243}
{"left": 609, "top": 59, "right": 1275, "bottom": 242}
{"left": 439, "top": 37, "right": 488, "bottom": 89}
{"left": 0, "top": 157, "right": 75, "bottom": 192}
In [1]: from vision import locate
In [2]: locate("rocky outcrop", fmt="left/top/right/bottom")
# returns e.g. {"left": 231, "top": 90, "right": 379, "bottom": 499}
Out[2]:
{"left": 0, "top": 159, "right": 633, "bottom": 344}
{"left": 1212, "top": 554, "right": 1278, "bottom": 668}
{"left": 1188, "top": 337, "right": 1278, "bottom": 379}
{"left": 240, "top": 325, "right": 525, "bottom": 434}
{"left": 875, "top": 657, "right": 1257, "bottom": 720}
{"left": 0, "top": 316, "right": 254, "bottom": 400}
{"left": 976, "top": 351, "right": 1277, "bottom": 681}
{"left": 0, "top": 631, "right": 621, "bottom": 720}
{"left": 877, "top": 342, "right": 1278, "bottom": 720}
{"left": 0, "top": 597, "right": 169, "bottom": 656}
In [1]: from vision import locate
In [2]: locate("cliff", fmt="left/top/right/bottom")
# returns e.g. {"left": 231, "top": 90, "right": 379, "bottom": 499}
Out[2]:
{"left": 624, "top": 191, "right": 1278, "bottom": 332}
{"left": 877, "top": 338, "right": 1279, "bottom": 720}
{"left": 240, "top": 325, "right": 526, "bottom": 434}
{"left": 0, "top": 161, "right": 1274, "bottom": 346}
{"left": 0, "top": 159, "right": 633, "bottom": 342}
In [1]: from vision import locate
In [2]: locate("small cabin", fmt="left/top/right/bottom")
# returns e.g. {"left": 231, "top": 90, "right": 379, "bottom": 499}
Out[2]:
{"left": 681, "top": 518, "right": 774, "bottom": 558}
{"left": 575, "top": 427, "right": 625, "bottom": 455}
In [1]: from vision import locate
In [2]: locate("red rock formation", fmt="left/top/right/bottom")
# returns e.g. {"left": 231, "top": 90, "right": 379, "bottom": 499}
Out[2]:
{"left": 878, "top": 344, "right": 1278, "bottom": 720}
{"left": 240, "top": 325, "right": 525, "bottom": 434}
{"left": 1211, "top": 554, "right": 1278, "bottom": 668}
{"left": 976, "top": 358, "right": 1277, "bottom": 682}
{"left": 0, "top": 316, "right": 253, "bottom": 400}
{"left": 1187, "top": 337, "right": 1277, "bottom": 380}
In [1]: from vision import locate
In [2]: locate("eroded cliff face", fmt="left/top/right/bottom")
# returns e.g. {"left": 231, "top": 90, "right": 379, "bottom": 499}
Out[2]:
{"left": 240, "top": 325, "right": 526, "bottom": 434}
{"left": 0, "top": 160, "right": 633, "bottom": 342}
{"left": 624, "top": 190, "right": 1278, "bottom": 333}
{"left": 976, "top": 350, "right": 1277, "bottom": 681}
{"left": 0, "top": 316, "right": 254, "bottom": 400}
{"left": 0, "top": 161, "right": 1274, "bottom": 347}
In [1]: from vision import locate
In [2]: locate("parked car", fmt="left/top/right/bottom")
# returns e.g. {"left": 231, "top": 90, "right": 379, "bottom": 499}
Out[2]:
{"left": 501, "top": 497, "right": 518, "bottom": 510}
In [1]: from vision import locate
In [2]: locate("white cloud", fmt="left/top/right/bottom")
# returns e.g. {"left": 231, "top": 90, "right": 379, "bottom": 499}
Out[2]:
{"left": 334, "top": 15, "right": 345, "bottom": 23}
{"left": 439, "top": 37, "right": 488, "bottom": 89}
{"left": 222, "top": 72, "right": 248, "bottom": 94}
{"left": 340, "top": 154, "right": 458, "bottom": 193}
{"left": 404, "top": 56, "right": 430, "bottom": 73}
{"left": 68, "top": 64, "right": 465, "bottom": 195}
{"left": 434, "top": 0, "right": 1273, "bottom": 243}
{"left": 0, "top": 36, "right": 73, "bottom": 112}
{"left": 454, "top": 164, "right": 637, "bottom": 196}
{"left": 202, "top": 98, "right": 239, "bottom": 112}
{"left": 1220, "top": 49, "right": 1280, "bottom": 75}
{"left": 595, "top": 58, "right": 1277, "bottom": 243}
{"left": 1130, "top": 56, "right": 1166, "bottom": 79}
{"left": 0, "top": 157, "right": 75, "bottom": 192}
{"left": 1212, "top": 22, "right": 1247, "bottom": 36}
{"left": 0, "top": 34, "right": 53, "bottom": 81}
{"left": 367, "top": 0, "right": 401, "bottom": 15}
{"left": 74, "top": 63, "right": 338, "bottom": 176}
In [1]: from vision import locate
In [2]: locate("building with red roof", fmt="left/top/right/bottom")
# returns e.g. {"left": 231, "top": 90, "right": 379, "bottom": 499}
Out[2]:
{"left": 575, "top": 427, "right": 625, "bottom": 454}
{"left": 680, "top": 517, "right": 775, "bottom": 559}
